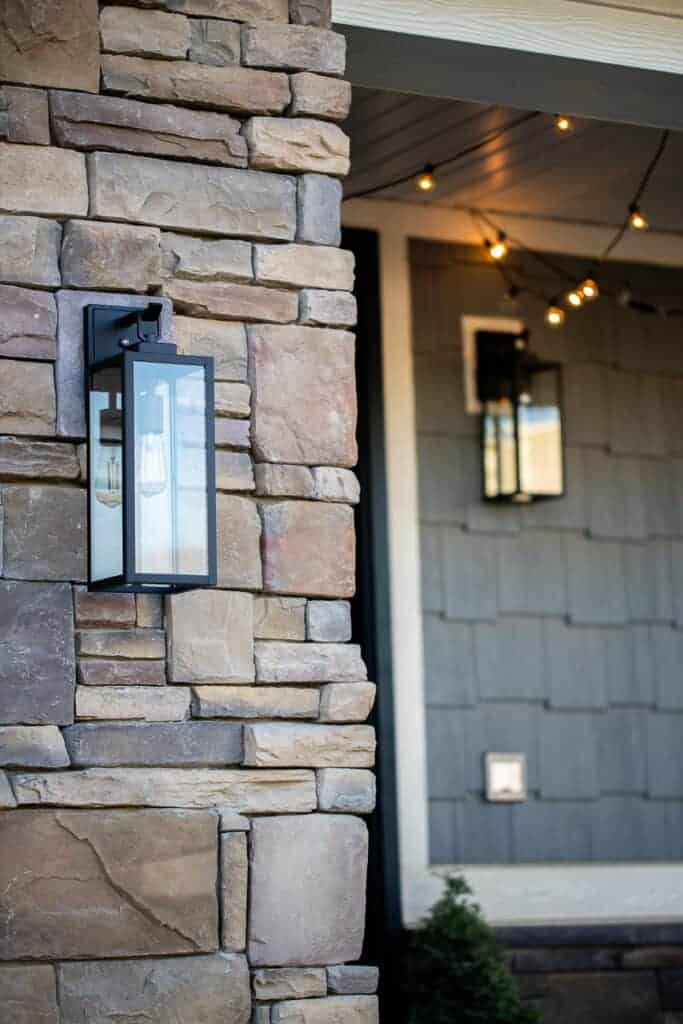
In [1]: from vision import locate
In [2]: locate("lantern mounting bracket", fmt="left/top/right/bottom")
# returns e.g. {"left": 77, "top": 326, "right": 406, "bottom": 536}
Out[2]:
{"left": 85, "top": 302, "right": 176, "bottom": 368}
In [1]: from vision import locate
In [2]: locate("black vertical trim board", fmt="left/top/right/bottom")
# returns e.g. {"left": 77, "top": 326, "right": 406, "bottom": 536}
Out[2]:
{"left": 344, "top": 227, "right": 403, "bottom": 1017}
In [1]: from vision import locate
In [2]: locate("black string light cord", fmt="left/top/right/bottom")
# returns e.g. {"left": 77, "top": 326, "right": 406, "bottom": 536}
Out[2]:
{"left": 599, "top": 129, "right": 670, "bottom": 262}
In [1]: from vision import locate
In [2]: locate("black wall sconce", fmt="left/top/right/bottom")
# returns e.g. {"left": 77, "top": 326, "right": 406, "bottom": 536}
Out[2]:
{"left": 476, "top": 329, "right": 564, "bottom": 503}
{"left": 85, "top": 302, "right": 217, "bottom": 592}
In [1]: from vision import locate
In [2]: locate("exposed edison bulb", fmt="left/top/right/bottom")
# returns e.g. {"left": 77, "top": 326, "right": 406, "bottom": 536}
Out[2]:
{"left": 555, "top": 114, "right": 572, "bottom": 132}
{"left": 487, "top": 232, "right": 508, "bottom": 261}
{"left": 579, "top": 277, "right": 599, "bottom": 301}
{"left": 416, "top": 165, "right": 435, "bottom": 193}
{"left": 629, "top": 204, "right": 648, "bottom": 229}
{"left": 567, "top": 288, "right": 584, "bottom": 308}
{"left": 545, "top": 303, "right": 565, "bottom": 327}
{"left": 95, "top": 445, "right": 122, "bottom": 509}
{"left": 138, "top": 433, "right": 168, "bottom": 499}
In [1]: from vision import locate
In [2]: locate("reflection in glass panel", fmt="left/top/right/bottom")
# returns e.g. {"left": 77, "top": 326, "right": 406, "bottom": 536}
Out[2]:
{"left": 133, "top": 361, "right": 209, "bottom": 577}
{"left": 519, "top": 404, "right": 564, "bottom": 496}
{"left": 89, "top": 367, "right": 123, "bottom": 581}
{"left": 483, "top": 399, "right": 518, "bottom": 499}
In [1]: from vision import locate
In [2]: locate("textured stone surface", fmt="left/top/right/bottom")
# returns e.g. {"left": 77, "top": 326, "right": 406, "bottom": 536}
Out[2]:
{"left": 0, "top": 361, "right": 55, "bottom": 435}
{"left": 272, "top": 997, "right": 378, "bottom": 1023}
{"left": 249, "top": 326, "right": 356, "bottom": 466}
{"left": 254, "top": 596, "right": 306, "bottom": 640}
{"left": 307, "top": 600, "right": 352, "bottom": 642}
{"left": 217, "top": 450, "right": 255, "bottom": 491}
{"left": 3, "top": 485, "right": 85, "bottom": 580}
{"left": 174, "top": 317, "right": 247, "bottom": 381}
{"left": 0, "top": 0, "right": 99, "bottom": 92}
{"left": 0, "top": 215, "right": 61, "bottom": 288}
{"left": 242, "top": 24, "right": 345, "bottom": 75}
{"left": 61, "top": 220, "right": 162, "bottom": 291}
{"left": 254, "top": 244, "right": 354, "bottom": 290}
{"left": 244, "top": 723, "right": 375, "bottom": 768}
{"left": 74, "top": 589, "right": 136, "bottom": 628}
{"left": 216, "top": 382, "right": 251, "bottom": 418}
{"left": 253, "top": 968, "right": 327, "bottom": 1000}
{"left": 291, "top": 73, "right": 350, "bottom": 120}
{"left": 0, "top": 285, "right": 57, "bottom": 360}
{"left": 0, "top": 144, "right": 87, "bottom": 216}
{"left": 255, "top": 642, "right": 366, "bottom": 683}
{"left": 0, "top": 964, "right": 59, "bottom": 1024}
{"left": 76, "top": 686, "right": 191, "bottom": 722}
{"left": 13, "top": 767, "right": 317, "bottom": 812}
{"left": 0, "top": 85, "right": 50, "bottom": 144}
{"left": 297, "top": 174, "right": 342, "bottom": 246}
{"left": 0, "top": 808, "right": 218, "bottom": 958}
{"left": 64, "top": 721, "right": 243, "bottom": 767}
{"left": 102, "top": 54, "right": 290, "bottom": 116}
{"left": 164, "top": 279, "right": 298, "bottom": 324}
{"left": 193, "top": 685, "right": 319, "bottom": 719}
{"left": 136, "top": 593, "right": 162, "bottom": 626}
{"left": 260, "top": 503, "right": 356, "bottom": 597}
{"left": 221, "top": 832, "right": 248, "bottom": 951}
{"left": 78, "top": 659, "right": 166, "bottom": 686}
{"left": 0, "top": 726, "right": 69, "bottom": 768}
{"left": 168, "top": 590, "right": 254, "bottom": 683}
{"left": 0, "top": 772, "right": 17, "bottom": 809}
{"left": 161, "top": 232, "right": 252, "bottom": 283}
{"left": 51, "top": 89, "right": 247, "bottom": 166}
{"left": 190, "top": 18, "right": 241, "bottom": 65}
{"left": 0, "top": 582, "right": 75, "bottom": 725}
{"left": 58, "top": 955, "right": 250, "bottom": 1024}
{"left": 246, "top": 118, "right": 350, "bottom": 175}
{"left": 290, "top": 0, "right": 332, "bottom": 27}
{"left": 217, "top": 494, "right": 263, "bottom": 589}
{"left": 216, "top": 418, "right": 251, "bottom": 449}
{"left": 317, "top": 769, "right": 376, "bottom": 814}
{"left": 159, "top": 0, "right": 288, "bottom": 19}
{"left": 220, "top": 810, "right": 250, "bottom": 831}
{"left": 249, "top": 815, "right": 367, "bottom": 965}
{"left": 319, "top": 684, "right": 376, "bottom": 724}
{"left": 255, "top": 463, "right": 315, "bottom": 498}
{"left": 100, "top": 6, "right": 191, "bottom": 59}
{"left": 77, "top": 630, "right": 165, "bottom": 659}
{"left": 300, "top": 289, "right": 357, "bottom": 327}
{"left": 0, "top": 437, "right": 78, "bottom": 480}
{"left": 313, "top": 467, "right": 361, "bottom": 504}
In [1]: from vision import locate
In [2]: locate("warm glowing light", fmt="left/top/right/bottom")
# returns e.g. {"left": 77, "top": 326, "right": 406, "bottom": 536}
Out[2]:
{"left": 416, "top": 166, "right": 435, "bottom": 192}
{"left": 629, "top": 204, "right": 648, "bottom": 229}
{"left": 579, "top": 277, "right": 599, "bottom": 300}
{"left": 555, "top": 114, "right": 572, "bottom": 132}
{"left": 487, "top": 232, "right": 508, "bottom": 260}
{"left": 567, "top": 289, "right": 584, "bottom": 308}
{"left": 545, "top": 303, "right": 565, "bottom": 327}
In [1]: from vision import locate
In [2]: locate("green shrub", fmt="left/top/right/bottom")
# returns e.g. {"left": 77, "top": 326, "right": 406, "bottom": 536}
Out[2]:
{"left": 403, "top": 876, "right": 541, "bottom": 1024}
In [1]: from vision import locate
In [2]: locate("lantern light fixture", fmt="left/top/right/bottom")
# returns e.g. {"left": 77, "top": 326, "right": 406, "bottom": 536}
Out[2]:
{"left": 416, "top": 164, "right": 436, "bottom": 193}
{"left": 628, "top": 203, "right": 649, "bottom": 229}
{"left": 85, "top": 302, "right": 217, "bottom": 593}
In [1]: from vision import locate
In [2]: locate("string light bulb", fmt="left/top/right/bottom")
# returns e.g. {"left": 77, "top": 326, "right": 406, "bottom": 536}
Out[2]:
{"left": 579, "top": 276, "right": 599, "bottom": 301}
{"left": 416, "top": 164, "right": 436, "bottom": 193}
{"left": 628, "top": 204, "right": 648, "bottom": 229}
{"left": 545, "top": 301, "right": 565, "bottom": 328}
{"left": 486, "top": 232, "right": 508, "bottom": 261}
{"left": 566, "top": 288, "right": 584, "bottom": 308}
{"left": 555, "top": 114, "right": 572, "bottom": 132}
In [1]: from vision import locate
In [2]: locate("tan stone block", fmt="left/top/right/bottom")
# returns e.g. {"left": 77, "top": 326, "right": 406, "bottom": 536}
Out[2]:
{"left": 100, "top": 6, "right": 191, "bottom": 59}
{"left": 0, "top": 85, "right": 50, "bottom": 144}
{"left": 0, "top": 144, "right": 88, "bottom": 217}
{"left": 254, "top": 596, "right": 306, "bottom": 640}
{"left": 78, "top": 659, "right": 166, "bottom": 686}
{"left": 102, "top": 54, "right": 290, "bottom": 115}
{"left": 272, "top": 997, "right": 378, "bottom": 1023}
{"left": 217, "top": 494, "right": 263, "bottom": 589}
{"left": 245, "top": 117, "right": 350, "bottom": 175}
{"left": 168, "top": 0, "right": 288, "bottom": 18}
{"left": 168, "top": 589, "right": 254, "bottom": 683}
{"left": 136, "top": 593, "right": 163, "bottom": 628}
{"left": 244, "top": 723, "right": 375, "bottom": 768}
{"left": 215, "top": 418, "right": 251, "bottom": 449}
{"left": 61, "top": 220, "right": 162, "bottom": 291}
{"left": 290, "top": 0, "right": 332, "bottom": 27}
{"left": 0, "top": 726, "right": 70, "bottom": 768}
{"left": 254, "top": 244, "right": 354, "bottom": 291}
{"left": 290, "top": 72, "right": 350, "bottom": 121}
{"left": 216, "top": 381, "right": 252, "bottom": 418}
{"left": 0, "top": 215, "right": 61, "bottom": 288}
{"left": 216, "top": 450, "right": 255, "bottom": 491}
{"left": 0, "top": 360, "right": 55, "bottom": 435}
{"left": 0, "top": 965, "right": 58, "bottom": 1024}
{"left": 165, "top": 279, "right": 298, "bottom": 324}
{"left": 77, "top": 630, "right": 166, "bottom": 659}
{"left": 317, "top": 769, "right": 376, "bottom": 814}
{"left": 300, "top": 289, "right": 357, "bottom": 328}
{"left": 193, "top": 685, "right": 319, "bottom": 719}
{"left": 253, "top": 968, "right": 327, "bottom": 1001}
{"left": 162, "top": 232, "right": 252, "bottom": 283}
{"left": 221, "top": 832, "right": 248, "bottom": 951}
{"left": 319, "top": 683, "right": 376, "bottom": 723}
{"left": 254, "top": 641, "right": 366, "bottom": 683}
{"left": 76, "top": 686, "right": 191, "bottom": 722}
{"left": 255, "top": 464, "right": 315, "bottom": 498}
{"left": 312, "top": 467, "right": 360, "bottom": 504}
{"left": 242, "top": 24, "right": 345, "bottom": 75}
{"left": 3, "top": 484, "right": 85, "bottom": 581}
{"left": 0, "top": 0, "right": 99, "bottom": 92}
{"left": 260, "top": 502, "right": 355, "bottom": 597}
{"left": 74, "top": 588, "right": 137, "bottom": 628}
{"left": 174, "top": 317, "right": 247, "bottom": 382}
{"left": 0, "top": 438, "right": 78, "bottom": 481}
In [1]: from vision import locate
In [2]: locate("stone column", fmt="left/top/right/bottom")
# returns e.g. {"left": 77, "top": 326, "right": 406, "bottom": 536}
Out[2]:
{"left": 0, "top": 1, "right": 377, "bottom": 1020}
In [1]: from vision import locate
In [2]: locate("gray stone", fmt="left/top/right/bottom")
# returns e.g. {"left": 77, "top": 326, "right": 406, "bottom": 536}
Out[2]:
{"left": 254, "top": 596, "right": 307, "bottom": 640}
{"left": 244, "top": 723, "right": 375, "bottom": 768}
{"left": 0, "top": 361, "right": 55, "bottom": 435}
{"left": 291, "top": 73, "right": 350, "bottom": 121}
{"left": 221, "top": 832, "right": 248, "bottom": 951}
{"left": 190, "top": 19, "right": 241, "bottom": 65}
{"left": 249, "top": 326, "right": 357, "bottom": 466}
{"left": 216, "top": 382, "right": 251, "bottom": 418}
{"left": 76, "top": 686, "right": 191, "bottom": 722}
{"left": 61, "top": 220, "right": 162, "bottom": 291}
{"left": 74, "top": 589, "right": 136, "bottom": 627}
{"left": 157, "top": 0, "right": 289, "bottom": 20}
{"left": 300, "top": 289, "right": 357, "bottom": 328}
{"left": 0, "top": 581, "right": 75, "bottom": 725}
{"left": 254, "top": 244, "right": 354, "bottom": 290}
{"left": 249, "top": 814, "right": 367, "bottom": 965}
{"left": 2, "top": 485, "right": 85, "bottom": 580}
{"left": 255, "top": 464, "right": 315, "bottom": 498}
{"left": 326, "top": 968, "right": 378, "bottom": 996}
{"left": 168, "top": 590, "right": 254, "bottom": 683}
{"left": 272, "top": 998, "right": 378, "bottom": 1023}
{"left": 0, "top": 808, "right": 219, "bottom": 958}
{"left": 312, "top": 468, "right": 360, "bottom": 504}
{"left": 161, "top": 232, "right": 252, "bottom": 283}
{"left": 0, "top": 215, "right": 61, "bottom": 288}
{"left": 317, "top": 769, "right": 376, "bottom": 814}
{"left": 100, "top": 6, "right": 191, "bottom": 59}
{"left": 77, "top": 630, "right": 166, "bottom": 659}
{"left": 0, "top": 726, "right": 69, "bottom": 768}
{"left": 63, "top": 721, "right": 243, "bottom": 767}
{"left": 260, "top": 503, "right": 356, "bottom": 598}
{"left": 253, "top": 968, "right": 327, "bottom": 1001}
{"left": 58, "top": 955, "right": 250, "bottom": 1024}
{"left": 0, "top": 285, "right": 56, "bottom": 359}
{"left": 193, "top": 686, "right": 319, "bottom": 719}
{"left": 255, "top": 641, "right": 366, "bottom": 683}
{"left": 319, "top": 684, "right": 375, "bottom": 723}
{"left": 242, "top": 24, "right": 345, "bottom": 75}
{"left": 0, "top": 0, "right": 100, "bottom": 92}
{"left": 307, "top": 600, "right": 352, "bottom": 642}
{"left": 290, "top": 0, "right": 332, "bottom": 27}
{"left": 246, "top": 118, "right": 350, "bottom": 175}
{"left": 13, "top": 767, "right": 317, "bottom": 813}
{"left": 297, "top": 175, "right": 342, "bottom": 246}
{"left": 0, "top": 437, "right": 79, "bottom": 480}
{"left": 78, "top": 659, "right": 166, "bottom": 686}
{"left": 0, "top": 85, "right": 50, "bottom": 144}
{"left": 216, "top": 418, "right": 251, "bottom": 449}
{"left": 51, "top": 89, "right": 247, "bottom": 166}
{"left": 0, "top": 144, "right": 88, "bottom": 216}
{"left": 102, "top": 54, "right": 290, "bottom": 116}
{"left": 0, "top": 964, "right": 58, "bottom": 1024}
{"left": 217, "top": 494, "right": 263, "bottom": 590}
{"left": 0, "top": 772, "right": 16, "bottom": 808}
{"left": 164, "top": 279, "right": 298, "bottom": 324}
{"left": 220, "top": 811, "right": 250, "bottom": 831}
{"left": 254, "top": 1009, "right": 271, "bottom": 1024}
{"left": 217, "top": 450, "right": 255, "bottom": 491}
{"left": 174, "top": 317, "right": 248, "bottom": 381}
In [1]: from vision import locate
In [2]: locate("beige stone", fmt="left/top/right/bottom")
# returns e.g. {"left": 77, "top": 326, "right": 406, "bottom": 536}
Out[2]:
{"left": 0, "top": 0, "right": 100, "bottom": 92}
{"left": 0, "top": 726, "right": 70, "bottom": 768}
{"left": 136, "top": 593, "right": 163, "bottom": 628}
{"left": 78, "top": 659, "right": 166, "bottom": 686}
{"left": 102, "top": 54, "right": 290, "bottom": 115}
{"left": 0, "top": 144, "right": 88, "bottom": 216}
{"left": 260, "top": 503, "right": 355, "bottom": 598}
{"left": 161, "top": 232, "right": 252, "bottom": 283}
{"left": 77, "top": 629, "right": 165, "bottom": 659}
{"left": 255, "top": 641, "right": 366, "bottom": 683}
{"left": 164, "top": 279, "right": 298, "bottom": 323}
{"left": 217, "top": 494, "right": 263, "bottom": 590}
{"left": 221, "top": 832, "right": 248, "bottom": 951}
{"left": 255, "top": 463, "right": 315, "bottom": 499}
{"left": 216, "top": 381, "right": 252, "bottom": 418}
{"left": 245, "top": 118, "right": 350, "bottom": 175}
{"left": 74, "top": 588, "right": 136, "bottom": 628}
{"left": 166, "top": 0, "right": 288, "bottom": 18}
{"left": 220, "top": 811, "right": 250, "bottom": 831}
{"left": 272, "top": 997, "right": 378, "bottom": 1024}
{"left": 242, "top": 24, "right": 345, "bottom": 75}
{"left": 168, "top": 589, "right": 254, "bottom": 683}
{"left": 312, "top": 467, "right": 361, "bottom": 504}
{"left": 244, "top": 723, "right": 375, "bottom": 768}
{"left": 254, "top": 244, "right": 354, "bottom": 291}
{"left": 317, "top": 769, "right": 376, "bottom": 814}
{"left": 291, "top": 72, "right": 350, "bottom": 120}
{"left": 100, "top": 6, "right": 191, "bottom": 59}
{"left": 0, "top": 215, "right": 61, "bottom": 288}
{"left": 0, "top": 85, "right": 50, "bottom": 144}
{"left": 319, "top": 683, "right": 376, "bottom": 723}
{"left": 217, "top": 450, "right": 255, "bottom": 491}
{"left": 0, "top": 437, "right": 78, "bottom": 480}
{"left": 0, "top": 964, "right": 58, "bottom": 1024}
{"left": 290, "top": 0, "right": 332, "bottom": 27}
{"left": 253, "top": 968, "right": 327, "bottom": 1001}
{"left": 216, "top": 418, "right": 251, "bottom": 449}
{"left": 3, "top": 484, "right": 85, "bottom": 581}
{"left": 13, "top": 767, "right": 317, "bottom": 812}
{"left": 193, "top": 686, "right": 319, "bottom": 720}
{"left": 76, "top": 686, "right": 191, "bottom": 722}
{"left": 174, "top": 317, "right": 247, "bottom": 382}
{"left": 300, "top": 289, "right": 357, "bottom": 328}
{"left": 61, "top": 220, "right": 162, "bottom": 291}
{"left": 254, "top": 596, "right": 306, "bottom": 640}
{"left": 0, "top": 360, "right": 55, "bottom": 435}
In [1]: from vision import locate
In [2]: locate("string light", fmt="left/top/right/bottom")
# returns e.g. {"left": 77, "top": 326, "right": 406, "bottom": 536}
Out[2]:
{"left": 486, "top": 232, "right": 508, "bottom": 261}
{"left": 555, "top": 114, "right": 572, "bottom": 132}
{"left": 416, "top": 164, "right": 435, "bottom": 193}
{"left": 628, "top": 204, "right": 648, "bottom": 230}
{"left": 566, "top": 288, "right": 584, "bottom": 308}
{"left": 579, "top": 276, "right": 599, "bottom": 300}
{"left": 545, "top": 301, "right": 565, "bottom": 328}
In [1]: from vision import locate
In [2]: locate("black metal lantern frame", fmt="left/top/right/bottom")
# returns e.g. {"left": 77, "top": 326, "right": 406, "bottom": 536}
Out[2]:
{"left": 85, "top": 302, "right": 217, "bottom": 593}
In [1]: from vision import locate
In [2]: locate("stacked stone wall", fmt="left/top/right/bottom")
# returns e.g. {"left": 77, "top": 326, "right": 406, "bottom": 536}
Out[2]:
{"left": 0, "top": 2, "right": 377, "bottom": 1020}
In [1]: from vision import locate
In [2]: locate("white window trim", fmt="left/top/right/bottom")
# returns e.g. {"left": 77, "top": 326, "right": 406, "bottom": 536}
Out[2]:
{"left": 342, "top": 196, "right": 683, "bottom": 928}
